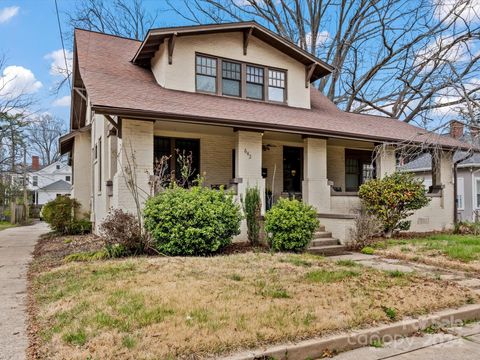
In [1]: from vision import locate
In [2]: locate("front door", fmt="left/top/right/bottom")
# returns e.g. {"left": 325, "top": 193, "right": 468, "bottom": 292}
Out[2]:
{"left": 283, "top": 146, "right": 303, "bottom": 193}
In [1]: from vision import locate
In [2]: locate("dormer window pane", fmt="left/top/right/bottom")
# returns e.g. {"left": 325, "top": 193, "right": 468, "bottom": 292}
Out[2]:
{"left": 196, "top": 55, "right": 217, "bottom": 93}
{"left": 268, "top": 69, "right": 285, "bottom": 102}
{"left": 222, "top": 61, "right": 241, "bottom": 97}
{"left": 246, "top": 65, "right": 264, "bottom": 100}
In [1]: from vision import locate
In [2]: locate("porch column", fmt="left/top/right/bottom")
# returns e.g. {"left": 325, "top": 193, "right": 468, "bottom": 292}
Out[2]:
{"left": 432, "top": 150, "right": 454, "bottom": 206}
{"left": 375, "top": 145, "right": 396, "bottom": 178}
{"left": 235, "top": 130, "right": 265, "bottom": 214}
{"left": 302, "top": 137, "right": 331, "bottom": 212}
{"left": 113, "top": 119, "right": 154, "bottom": 214}
{"left": 72, "top": 131, "right": 92, "bottom": 214}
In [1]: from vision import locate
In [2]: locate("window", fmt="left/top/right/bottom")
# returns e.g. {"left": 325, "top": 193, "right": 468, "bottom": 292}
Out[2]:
{"left": 268, "top": 69, "right": 285, "bottom": 102}
{"left": 32, "top": 175, "right": 38, "bottom": 187}
{"left": 65, "top": 175, "right": 71, "bottom": 182}
{"left": 476, "top": 178, "right": 480, "bottom": 209}
{"left": 195, "top": 54, "right": 287, "bottom": 103}
{"left": 98, "top": 138, "right": 102, "bottom": 192}
{"left": 246, "top": 65, "right": 264, "bottom": 100}
{"left": 154, "top": 136, "right": 200, "bottom": 186}
{"left": 56, "top": 164, "right": 60, "bottom": 170}
{"left": 345, "top": 149, "right": 374, "bottom": 192}
{"left": 222, "top": 61, "right": 241, "bottom": 97}
{"left": 196, "top": 55, "right": 217, "bottom": 93}
{"left": 423, "top": 177, "right": 432, "bottom": 191}
{"left": 457, "top": 177, "right": 464, "bottom": 210}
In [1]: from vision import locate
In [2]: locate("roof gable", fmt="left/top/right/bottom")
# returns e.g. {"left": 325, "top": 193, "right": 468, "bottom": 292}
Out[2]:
{"left": 132, "top": 21, "right": 333, "bottom": 82}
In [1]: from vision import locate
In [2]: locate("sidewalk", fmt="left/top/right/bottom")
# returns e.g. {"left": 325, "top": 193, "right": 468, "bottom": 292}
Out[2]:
{"left": 332, "top": 321, "right": 480, "bottom": 359}
{"left": 0, "top": 222, "right": 49, "bottom": 360}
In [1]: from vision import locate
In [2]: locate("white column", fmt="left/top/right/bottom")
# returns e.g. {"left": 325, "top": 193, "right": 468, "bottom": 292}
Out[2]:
{"left": 235, "top": 130, "right": 266, "bottom": 214}
{"left": 302, "top": 137, "right": 331, "bottom": 212}
{"left": 375, "top": 145, "right": 396, "bottom": 178}
{"left": 113, "top": 119, "right": 154, "bottom": 214}
{"left": 72, "top": 131, "right": 92, "bottom": 214}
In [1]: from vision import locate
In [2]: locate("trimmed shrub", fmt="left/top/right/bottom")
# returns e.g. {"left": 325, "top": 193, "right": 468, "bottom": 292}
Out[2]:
{"left": 143, "top": 185, "right": 242, "bottom": 256}
{"left": 241, "top": 187, "right": 261, "bottom": 246}
{"left": 100, "top": 209, "right": 149, "bottom": 257}
{"left": 358, "top": 172, "right": 430, "bottom": 237}
{"left": 264, "top": 198, "right": 319, "bottom": 252}
{"left": 42, "top": 196, "right": 90, "bottom": 235}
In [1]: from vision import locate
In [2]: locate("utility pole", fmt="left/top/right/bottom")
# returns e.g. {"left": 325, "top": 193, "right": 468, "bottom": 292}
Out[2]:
{"left": 23, "top": 144, "right": 29, "bottom": 223}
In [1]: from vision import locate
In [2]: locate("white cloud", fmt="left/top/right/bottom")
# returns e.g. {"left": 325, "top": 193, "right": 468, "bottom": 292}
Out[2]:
{"left": 434, "top": 0, "right": 480, "bottom": 23}
{"left": 0, "top": 6, "right": 19, "bottom": 24}
{"left": 304, "top": 31, "right": 330, "bottom": 51}
{"left": 44, "top": 49, "right": 73, "bottom": 78}
{"left": 52, "top": 95, "right": 71, "bottom": 107}
{"left": 0, "top": 65, "right": 42, "bottom": 100}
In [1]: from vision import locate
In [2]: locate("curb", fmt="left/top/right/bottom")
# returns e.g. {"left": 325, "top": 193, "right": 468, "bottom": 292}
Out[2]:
{"left": 220, "top": 304, "right": 480, "bottom": 360}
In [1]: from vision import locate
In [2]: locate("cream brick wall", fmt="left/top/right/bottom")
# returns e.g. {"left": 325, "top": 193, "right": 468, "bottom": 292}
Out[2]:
{"left": 71, "top": 131, "right": 92, "bottom": 215}
{"left": 327, "top": 146, "right": 345, "bottom": 190}
{"left": 151, "top": 32, "right": 311, "bottom": 109}
{"left": 112, "top": 119, "right": 154, "bottom": 220}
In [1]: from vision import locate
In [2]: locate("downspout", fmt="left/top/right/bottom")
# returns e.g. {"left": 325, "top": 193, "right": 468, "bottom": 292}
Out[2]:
{"left": 454, "top": 152, "right": 474, "bottom": 224}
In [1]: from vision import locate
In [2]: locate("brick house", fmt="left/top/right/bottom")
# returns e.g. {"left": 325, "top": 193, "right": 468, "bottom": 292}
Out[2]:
{"left": 60, "top": 21, "right": 474, "bottom": 243}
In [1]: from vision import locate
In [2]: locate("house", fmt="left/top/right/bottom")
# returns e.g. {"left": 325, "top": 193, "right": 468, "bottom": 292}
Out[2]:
{"left": 29, "top": 157, "right": 72, "bottom": 205}
{"left": 60, "top": 21, "right": 475, "bottom": 242}
{"left": 402, "top": 121, "right": 480, "bottom": 223}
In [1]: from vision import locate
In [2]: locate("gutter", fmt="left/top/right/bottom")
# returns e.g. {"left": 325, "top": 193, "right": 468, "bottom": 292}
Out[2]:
{"left": 91, "top": 105, "right": 472, "bottom": 151}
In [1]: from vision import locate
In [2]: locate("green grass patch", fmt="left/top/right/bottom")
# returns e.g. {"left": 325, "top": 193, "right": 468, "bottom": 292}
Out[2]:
{"left": 280, "top": 256, "right": 313, "bottom": 267}
{"left": 62, "top": 328, "right": 87, "bottom": 346}
{"left": 361, "top": 247, "right": 375, "bottom": 255}
{"left": 336, "top": 259, "right": 360, "bottom": 267}
{"left": 305, "top": 269, "right": 360, "bottom": 283}
{"left": 64, "top": 250, "right": 108, "bottom": 262}
{"left": 0, "top": 221, "right": 15, "bottom": 231}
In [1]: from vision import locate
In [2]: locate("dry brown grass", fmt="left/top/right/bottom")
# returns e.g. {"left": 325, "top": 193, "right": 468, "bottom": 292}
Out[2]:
{"left": 30, "top": 253, "right": 474, "bottom": 359}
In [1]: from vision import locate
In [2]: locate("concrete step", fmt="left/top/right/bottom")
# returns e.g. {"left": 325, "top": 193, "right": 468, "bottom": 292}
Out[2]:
{"left": 314, "top": 231, "right": 333, "bottom": 239}
{"left": 310, "top": 238, "right": 340, "bottom": 247}
{"left": 307, "top": 244, "right": 349, "bottom": 256}
{"left": 318, "top": 225, "right": 325, "bottom": 232}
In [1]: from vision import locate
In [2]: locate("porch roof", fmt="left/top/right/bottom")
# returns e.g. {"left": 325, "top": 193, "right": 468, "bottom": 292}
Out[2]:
{"left": 72, "top": 28, "right": 476, "bottom": 152}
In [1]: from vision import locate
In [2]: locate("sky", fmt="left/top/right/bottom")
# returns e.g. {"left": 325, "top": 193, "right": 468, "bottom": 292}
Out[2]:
{"left": 0, "top": 0, "right": 184, "bottom": 128}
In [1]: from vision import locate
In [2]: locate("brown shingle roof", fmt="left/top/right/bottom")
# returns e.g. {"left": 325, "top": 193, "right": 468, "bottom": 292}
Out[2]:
{"left": 74, "top": 28, "right": 474, "bottom": 151}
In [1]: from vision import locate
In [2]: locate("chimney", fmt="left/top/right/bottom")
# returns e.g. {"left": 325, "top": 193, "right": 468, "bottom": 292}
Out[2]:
{"left": 31, "top": 156, "right": 40, "bottom": 171}
{"left": 449, "top": 120, "right": 464, "bottom": 139}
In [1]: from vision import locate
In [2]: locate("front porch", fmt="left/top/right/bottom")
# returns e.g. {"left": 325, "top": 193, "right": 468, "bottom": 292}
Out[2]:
{"left": 104, "top": 117, "right": 454, "bottom": 243}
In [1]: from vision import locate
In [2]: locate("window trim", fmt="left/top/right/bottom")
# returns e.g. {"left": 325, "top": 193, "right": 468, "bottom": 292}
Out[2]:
{"left": 475, "top": 177, "right": 480, "bottom": 209}
{"left": 195, "top": 54, "right": 218, "bottom": 94}
{"left": 195, "top": 52, "right": 288, "bottom": 104}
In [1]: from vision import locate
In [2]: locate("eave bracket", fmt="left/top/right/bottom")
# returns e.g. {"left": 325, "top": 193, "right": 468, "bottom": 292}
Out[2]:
{"left": 243, "top": 27, "right": 253, "bottom": 56}
{"left": 305, "top": 63, "right": 316, "bottom": 88}
{"left": 168, "top": 33, "right": 177, "bottom": 65}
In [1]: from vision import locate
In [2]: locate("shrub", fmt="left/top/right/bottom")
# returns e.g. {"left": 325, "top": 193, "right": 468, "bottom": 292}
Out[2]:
{"left": 358, "top": 172, "right": 430, "bottom": 237}
{"left": 454, "top": 221, "right": 480, "bottom": 235}
{"left": 42, "top": 196, "right": 90, "bottom": 235}
{"left": 241, "top": 187, "right": 261, "bottom": 246}
{"left": 361, "top": 246, "right": 375, "bottom": 255}
{"left": 264, "top": 198, "right": 319, "bottom": 252}
{"left": 100, "top": 209, "right": 149, "bottom": 257}
{"left": 349, "top": 208, "right": 383, "bottom": 250}
{"left": 143, "top": 185, "right": 242, "bottom": 256}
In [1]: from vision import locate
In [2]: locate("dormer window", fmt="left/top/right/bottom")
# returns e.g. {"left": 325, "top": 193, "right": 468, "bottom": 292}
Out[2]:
{"left": 268, "top": 70, "right": 286, "bottom": 102}
{"left": 196, "top": 55, "right": 217, "bottom": 93}
{"left": 195, "top": 53, "right": 287, "bottom": 104}
{"left": 222, "top": 61, "right": 241, "bottom": 97}
{"left": 246, "top": 65, "right": 264, "bottom": 100}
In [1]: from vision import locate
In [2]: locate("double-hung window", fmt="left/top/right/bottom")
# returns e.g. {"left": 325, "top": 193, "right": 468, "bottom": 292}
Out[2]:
{"left": 222, "top": 61, "right": 241, "bottom": 97}
{"left": 268, "top": 69, "right": 286, "bottom": 102}
{"left": 246, "top": 65, "right": 264, "bottom": 100}
{"left": 196, "top": 55, "right": 217, "bottom": 93}
{"left": 476, "top": 178, "right": 480, "bottom": 209}
{"left": 457, "top": 177, "right": 464, "bottom": 210}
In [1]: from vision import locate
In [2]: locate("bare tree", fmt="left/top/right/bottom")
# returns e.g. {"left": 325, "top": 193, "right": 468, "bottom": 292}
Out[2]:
{"left": 26, "top": 114, "right": 66, "bottom": 166}
{"left": 67, "top": 0, "right": 159, "bottom": 40}
{"left": 170, "top": 0, "right": 480, "bottom": 127}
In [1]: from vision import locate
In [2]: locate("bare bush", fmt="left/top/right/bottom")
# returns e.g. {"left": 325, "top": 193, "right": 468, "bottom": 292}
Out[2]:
{"left": 349, "top": 209, "right": 383, "bottom": 250}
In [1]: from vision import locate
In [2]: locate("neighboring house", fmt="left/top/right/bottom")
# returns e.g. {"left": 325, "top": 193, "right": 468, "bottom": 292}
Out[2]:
{"left": 402, "top": 122, "right": 480, "bottom": 223}
{"left": 60, "top": 21, "right": 475, "bottom": 242}
{"left": 29, "top": 157, "right": 72, "bottom": 205}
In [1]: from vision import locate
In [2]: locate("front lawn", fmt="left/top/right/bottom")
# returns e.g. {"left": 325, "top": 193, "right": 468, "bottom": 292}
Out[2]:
{"left": 0, "top": 220, "right": 15, "bottom": 231}
{"left": 374, "top": 234, "right": 480, "bottom": 273}
{"left": 29, "top": 250, "right": 474, "bottom": 359}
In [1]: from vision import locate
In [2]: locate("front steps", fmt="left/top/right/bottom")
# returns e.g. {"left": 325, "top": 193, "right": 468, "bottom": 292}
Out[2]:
{"left": 307, "top": 225, "right": 348, "bottom": 256}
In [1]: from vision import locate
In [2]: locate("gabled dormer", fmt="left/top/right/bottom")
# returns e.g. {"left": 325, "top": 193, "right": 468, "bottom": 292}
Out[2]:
{"left": 132, "top": 21, "right": 333, "bottom": 109}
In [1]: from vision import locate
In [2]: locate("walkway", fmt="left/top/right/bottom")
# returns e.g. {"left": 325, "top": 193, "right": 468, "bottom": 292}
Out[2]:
{"left": 0, "top": 222, "right": 49, "bottom": 360}
{"left": 330, "top": 252, "right": 480, "bottom": 359}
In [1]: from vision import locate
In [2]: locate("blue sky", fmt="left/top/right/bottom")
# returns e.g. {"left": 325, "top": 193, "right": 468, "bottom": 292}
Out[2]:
{"left": 0, "top": 0, "right": 184, "bottom": 128}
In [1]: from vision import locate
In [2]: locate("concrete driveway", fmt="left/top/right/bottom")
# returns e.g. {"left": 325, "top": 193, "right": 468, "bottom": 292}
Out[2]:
{"left": 0, "top": 222, "right": 49, "bottom": 360}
